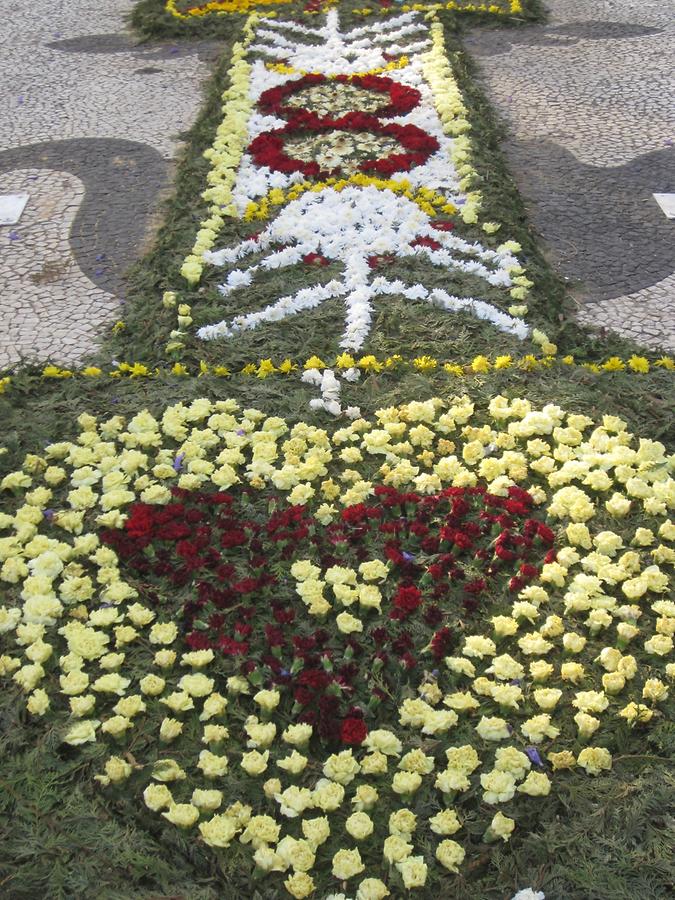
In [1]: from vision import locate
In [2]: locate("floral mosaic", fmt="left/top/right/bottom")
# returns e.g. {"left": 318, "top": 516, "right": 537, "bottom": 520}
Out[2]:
{"left": 1, "top": 395, "right": 672, "bottom": 896}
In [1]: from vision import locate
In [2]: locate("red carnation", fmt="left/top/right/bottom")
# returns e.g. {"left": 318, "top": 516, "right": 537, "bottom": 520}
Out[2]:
{"left": 340, "top": 717, "right": 368, "bottom": 745}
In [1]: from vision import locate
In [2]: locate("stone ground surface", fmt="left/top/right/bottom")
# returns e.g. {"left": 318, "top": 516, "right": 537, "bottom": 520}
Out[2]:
{"left": 0, "top": 0, "right": 215, "bottom": 368}
{"left": 465, "top": 0, "right": 675, "bottom": 351}
{"left": 1, "top": 1, "right": 673, "bottom": 366}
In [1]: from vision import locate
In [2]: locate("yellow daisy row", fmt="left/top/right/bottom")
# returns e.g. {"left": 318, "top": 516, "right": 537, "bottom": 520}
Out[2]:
{"left": 163, "top": 1, "right": 523, "bottom": 21}
{"left": 165, "top": 0, "right": 290, "bottom": 18}
{"left": 1, "top": 353, "right": 671, "bottom": 394}
{"left": 353, "top": 2, "right": 523, "bottom": 17}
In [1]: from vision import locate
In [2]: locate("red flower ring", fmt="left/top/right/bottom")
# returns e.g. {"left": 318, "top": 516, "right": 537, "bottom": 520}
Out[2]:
{"left": 101, "top": 484, "right": 555, "bottom": 745}
{"left": 257, "top": 74, "right": 422, "bottom": 120}
{"left": 248, "top": 111, "right": 439, "bottom": 179}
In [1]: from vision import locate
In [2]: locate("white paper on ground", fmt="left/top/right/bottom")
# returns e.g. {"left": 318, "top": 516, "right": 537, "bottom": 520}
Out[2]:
{"left": 0, "top": 193, "right": 30, "bottom": 226}
{"left": 653, "top": 193, "right": 675, "bottom": 219}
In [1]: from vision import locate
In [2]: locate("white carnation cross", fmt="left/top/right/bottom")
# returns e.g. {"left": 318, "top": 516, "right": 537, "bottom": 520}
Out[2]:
{"left": 198, "top": 185, "right": 529, "bottom": 350}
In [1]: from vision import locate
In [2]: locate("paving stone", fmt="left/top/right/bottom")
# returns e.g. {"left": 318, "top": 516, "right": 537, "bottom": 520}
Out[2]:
{"left": 0, "top": 0, "right": 210, "bottom": 368}
{"left": 465, "top": 0, "right": 675, "bottom": 351}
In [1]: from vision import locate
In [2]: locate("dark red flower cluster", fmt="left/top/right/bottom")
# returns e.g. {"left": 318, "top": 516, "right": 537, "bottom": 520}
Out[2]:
{"left": 101, "top": 482, "right": 555, "bottom": 747}
{"left": 257, "top": 73, "right": 422, "bottom": 121}
{"left": 248, "top": 114, "right": 439, "bottom": 180}
{"left": 250, "top": 73, "right": 437, "bottom": 180}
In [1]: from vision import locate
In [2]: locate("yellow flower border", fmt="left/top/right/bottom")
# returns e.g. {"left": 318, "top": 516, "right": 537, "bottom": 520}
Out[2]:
{"left": 353, "top": 2, "right": 523, "bottom": 18}
{"left": 166, "top": 0, "right": 291, "bottom": 18}
{"left": 0, "top": 353, "right": 670, "bottom": 394}
{"left": 179, "top": 14, "right": 257, "bottom": 288}
{"left": 423, "top": 20, "right": 481, "bottom": 227}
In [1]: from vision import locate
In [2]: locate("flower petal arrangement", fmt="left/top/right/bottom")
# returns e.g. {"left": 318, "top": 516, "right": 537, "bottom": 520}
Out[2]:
{"left": 173, "top": 10, "right": 547, "bottom": 356}
{"left": 2, "top": 1, "right": 673, "bottom": 896}
{"left": 1, "top": 395, "right": 672, "bottom": 896}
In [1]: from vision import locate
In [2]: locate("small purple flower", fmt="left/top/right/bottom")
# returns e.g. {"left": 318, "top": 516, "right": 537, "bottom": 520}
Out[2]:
{"left": 402, "top": 551, "right": 415, "bottom": 562}
{"left": 99, "top": 602, "right": 114, "bottom": 609}
{"left": 8, "top": 230, "right": 20, "bottom": 241}
{"left": 43, "top": 509, "right": 54, "bottom": 520}
{"left": 95, "top": 254, "right": 106, "bottom": 261}
{"left": 95, "top": 268, "right": 105, "bottom": 276}
{"left": 17, "top": 96, "right": 24, "bottom": 106}
{"left": 236, "top": 428, "right": 246, "bottom": 436}
{"left": 509, "top": 678, "right": 522, "bottom": 686}
{"left": 525, "top": 746, "right": 544, "bottom": 767}
{"left": 172, "top": 452, "right": 186, "bottom": 472}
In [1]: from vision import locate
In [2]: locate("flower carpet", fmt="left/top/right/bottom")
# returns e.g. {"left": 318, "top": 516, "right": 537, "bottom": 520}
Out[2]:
{"left": 0, "top": 2, "right": 672, "bottom": 899}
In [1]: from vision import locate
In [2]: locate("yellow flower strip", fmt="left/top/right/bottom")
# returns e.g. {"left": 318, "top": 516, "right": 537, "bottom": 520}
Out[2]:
{"left": 353, "top": 2, "right": 523, "bottom": 18}
{"left": 0, "top": 354, "right": 669, "bottom": 392}
{"left": 166, "top": 0, "right": 290, "bottom": 19}
{"left": 242, "top": 172, "right": 457, "bottom": 222}
{"left": 422, "top": 16, "right": 538, "bottom": 321}
{"left": 179, "top": 15, "right": 257, "bottom": 287}
{"left": 422, "top": 19, "right": 480, "bottom": 226}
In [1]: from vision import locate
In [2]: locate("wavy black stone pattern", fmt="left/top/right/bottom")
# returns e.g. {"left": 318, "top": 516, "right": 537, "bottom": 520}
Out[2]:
{"left": 0, "top": 139, "right": 168, "bottom": 298}
{"left": 498, "top": 140, "right": 675, "bottom": 302}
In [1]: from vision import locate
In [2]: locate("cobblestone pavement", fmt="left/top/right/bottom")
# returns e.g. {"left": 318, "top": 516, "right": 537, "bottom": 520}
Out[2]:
{"left": 464, "top": 0, "right": 675, "bottom": 351}
{"left": 0, "top": 0, "right": 214, "bottom": 369}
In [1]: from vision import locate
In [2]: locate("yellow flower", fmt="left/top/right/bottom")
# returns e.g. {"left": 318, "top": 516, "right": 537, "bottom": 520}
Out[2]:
{"left": 356, "top": 878, "right": 390, "bottom": 900}
{"left": 26, "top": 689, "right": 50, "bottom": 716}
{"left": 397, "top": 854, "right": 428, "bottom": 888}
{"left": 494, "top": 355, "right": 512, "bottom": 369}
{"left": 332, "top": 848, "right": 365, "bottom": 880}
{"left": 335, "top": 352, "right": 357, "bottom": 369}
{"left": 257, "top": 358, "right": 276, "bottom": 378}
{"left": 470, "top": 355, "right": 491, "bottom": 373}
{"left": 42, "top": 365, "right": 73, "bottom": 378}
{"left": 383, "top": 833, "right": 413, "bottom": 864}
{"left": 487, "top": 811, "right": 515, "bottom": 842}
{"left": 304, "top": 355, "right": 326, "bottom": 370}
{"left": 577, "top": 747, "right": 612, "bottom": 775}
{"left": 357, "top": 355, "right": 383, "bottom": 372}
{"left": 284, "top": 873, "right": 315, "bottom": 899}
{"left": 191, "top": 789, "right": 223, "bottom": 811}
{"left": 152, "top": 759, "right": 186, "bottom": 783}
{"left": 63, "top": 719, "right": 100, "bottom": 745}
{"left": 302, "top": 816, "right": 330, "bottom": 848}
{"left": 253, "top": 688, "right": 280, "bottom": 711}
{"left": 144, "top": 783, "right": 173, "bottom": 811}
{"left": 199, "top": 814, "right": 238, "bottom": 848}
{"left": 345, "top": 811, "right": 374, "bottom": 840}
{"left": 627, "top": 355, "right": 649, "bottom": 373}
{"left": 548, "top": 750, "right": 576, "bottom": 771}
{"left": 413, "top": 355, "right": 437, "bottom": 371}
{"left": 518, "top": 771, "right": 551, "bottom": 796}
{"left": 475, "top": 716, "right": 510, "bottom": 741}
{"left": 240, "top": 746, "right": 270, "bottom": 776}
{"left": 162, "top": 803, "right": 199, "bottom": 828}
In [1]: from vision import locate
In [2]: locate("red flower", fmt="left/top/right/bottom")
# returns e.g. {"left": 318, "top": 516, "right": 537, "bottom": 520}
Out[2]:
{"left": 340, "top": 717, "right": 368, "bottom": 745}
{"left": 392, "top": 585, "right": 423, "bottom": 615}
{"left": 430, "top": 626, "right": 454, "bottom": 660}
